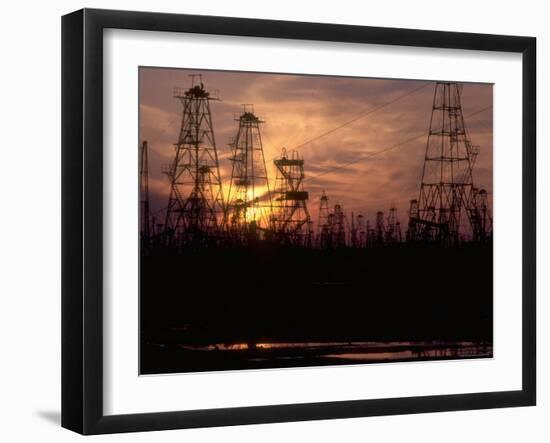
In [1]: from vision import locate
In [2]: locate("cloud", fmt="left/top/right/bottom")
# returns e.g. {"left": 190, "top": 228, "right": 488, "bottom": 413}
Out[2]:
{"left": 139, "top": 67, "right": 492, "bottom": 229}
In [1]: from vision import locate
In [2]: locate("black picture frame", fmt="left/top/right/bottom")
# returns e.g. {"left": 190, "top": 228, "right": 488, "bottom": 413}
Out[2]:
{"left": 62, "top": 8, "right": 536, "bottom": 435}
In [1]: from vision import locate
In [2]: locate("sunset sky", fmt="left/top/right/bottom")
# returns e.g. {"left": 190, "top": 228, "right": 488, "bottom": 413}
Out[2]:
{"left": 139, "top": 67, "right": 493, "bottom": 229}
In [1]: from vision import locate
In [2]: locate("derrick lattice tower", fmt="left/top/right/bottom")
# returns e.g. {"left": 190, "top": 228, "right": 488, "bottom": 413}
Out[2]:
{"left": 375, "top": 211, "right": 385, "bottom": 245}
{"left": 366, "top": 219, "right": 374, "bottom": 246}
{"left": 385, "top": 205, "right": 402, "bottom": 243}
{"left": 349, "top": 212, "right": 358, "bottom": 248}
{"left": 332, "top": 204, "right": 346, "bottom": 248}
{"left": 272, "top": 148, "right": 313, "bottom": 246}
{"left": 226, "top": 105, "right": 272, "bottom": 238}
{"left": 317, "top": 191, "right": 331, "bottom": 249}
{"left": 408, "top": 82, "right": 478, "bottom": 244}
{"left": 357, "top": 213, "right": 366, "bottom": 248}
{"left": 471, "top": 188, "right": 493, "bottom": 242}
{"left": 163, "top": 75, "right": 225, "bottom": 246}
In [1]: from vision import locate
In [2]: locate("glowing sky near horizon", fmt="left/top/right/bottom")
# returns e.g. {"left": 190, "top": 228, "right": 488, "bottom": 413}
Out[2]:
{"left": 139, "top": 67, "right": 493, "bottom": 228}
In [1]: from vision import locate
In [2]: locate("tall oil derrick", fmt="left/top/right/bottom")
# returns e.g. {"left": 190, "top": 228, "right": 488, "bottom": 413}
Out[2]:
{"left": 385, "top": 205, "right": 402, "bottom": 243}
{"left": 163, "top": 75, "right": 225, "bottom": 247}
{"left": 408, "top": 82, "right": 477, "bottom": 244}
{"left": 140, "top": 140, "right": 151, "bottom": 251}
{"left": 332, "top": 204, "right": 347, "bottom": 247}
{"left": 272, "top": 148, "right": 312, "bottom": 246}
{"left": 375, "top": 211, "right": 385, "bottom": 245}
{"left": 471, "top": 188, "right": 492, "bottom": 242}
{"left": 317, "top": 191, "right": 331, "bottom": 248}
{"left": 225, "top": 105, "right": 272, "bottom": 239}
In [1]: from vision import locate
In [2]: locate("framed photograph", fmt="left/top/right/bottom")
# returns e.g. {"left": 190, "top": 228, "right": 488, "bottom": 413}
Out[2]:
{"left": 62, "top": 8, "right": 536, "bottom": 435}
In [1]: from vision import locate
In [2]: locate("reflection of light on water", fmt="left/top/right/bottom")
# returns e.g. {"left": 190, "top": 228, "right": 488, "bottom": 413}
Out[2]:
{"left": 326, "top": 346, "right": 492, "bottom": 362}
{"left": 179, "top": 343, "right": 250, "bottom": 351}
{"left": 178, "top": 341, "right": 493, "bottom": 363}
{"left": 327, "top": 351, "right": 415, "bottom": 361}
{"left": 256, "top": 342, "right": 359, "bottom": 349}
{"left": 180, "top": 342, "right": 365, "bottom": 351}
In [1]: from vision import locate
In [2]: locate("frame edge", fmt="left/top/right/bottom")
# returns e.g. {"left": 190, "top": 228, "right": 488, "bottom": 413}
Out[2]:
{"left": 62, "top": 8, "right": 537, "bottom": 435}
{"left": 61, "top": 8, "right": 85, "bottom": 435}
{"left": 521, "top": 36, "right": 537, "bottom": 406}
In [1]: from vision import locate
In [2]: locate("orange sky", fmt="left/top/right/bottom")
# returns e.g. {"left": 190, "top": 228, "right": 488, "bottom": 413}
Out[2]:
{"left": 139, "top": 67, "right": 493, "bottom": 229}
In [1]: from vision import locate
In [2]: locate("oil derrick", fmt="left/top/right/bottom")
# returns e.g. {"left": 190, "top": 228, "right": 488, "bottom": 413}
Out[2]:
{"left": 374, "top": 211, "right": 385, "bottom": 245}
{"left": 349, "top": 212, "right": 360, "bottom": 248}
{"left": 140, "top": 140, "right": 151, "bottom": 252}
{"left": 471, "top": 188, "right": 492, "bottom": 242}
{"left": 406, "top": 199, "right": 420, "bottom": 242}
{"left": 317, "top": 191, "right": 331, "bottom": 248}
{"left": 385, "top": 205, "right": 402, "bottom": 243}
{"left": 163, "top": 75, "right": 225, "bottom": 247}
{"left": 332, "top": 204, "right": 346, "bottom": 247}
{"left": 365, "top": 219, "right": 375, "bottom": 246}
{"left": 408, "top": 82, "right": 477, "bottom": 244}
{"left": 357, "top": 213, "right": 366, "bottom": 247}
{"left": 226, "top": 105, "right": 272, "bottom": 239}
{"left": 328, "top": 212, "right": 336, "bottom": 246}
{"left": 272, "top": 149, "right": 313, "bottom": 246}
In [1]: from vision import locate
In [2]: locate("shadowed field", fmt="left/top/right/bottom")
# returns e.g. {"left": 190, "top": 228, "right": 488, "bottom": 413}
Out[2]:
{"left": 140, "top": 242, "right": 493, "bottom": 373}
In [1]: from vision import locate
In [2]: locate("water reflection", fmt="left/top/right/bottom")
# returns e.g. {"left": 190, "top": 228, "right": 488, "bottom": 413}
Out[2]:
{"left": 176, "top": 340, "right": 492, "bottom": 364}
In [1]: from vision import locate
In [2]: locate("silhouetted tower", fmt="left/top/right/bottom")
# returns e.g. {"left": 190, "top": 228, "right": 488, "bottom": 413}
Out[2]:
{"left": 328, "top": 212, "right": 336, "bottom": 246}
{"left": 333, "top": 204, "right": 346, "bottom": 247}
{"left": 366, "top": 219, "right": 375, "bottom": 246}
{"left": 463, "top": 144, "right": 485, "bottom": 237}
{"left": 349, "top": 212, "right": 359, "bottom": 247}
{"left": 317, "top": 191, "right": 331, "bottom": 248}
{"left": 396, "top": 220, "right": 402, "bottom": 242}
{"left": 226, "top": 105, "right": 272, "bottom": 238}
{"left": 163, "top": 75, "right": 225, "bottom": 246}
{"left": 471, "top": 188, "right": 492, "bottom": 242}
{"left": 140, "top": 140, "right": 151, "bottom": 249}
{"left": 375, "top": 211, "right": 385, "bottom": 245}
{"left": 408, "top": 82, "right": 477, "bottom": 244}
{"left": 385, "top": 205, "right": 402, "bottom": 243}
{"left": 406, "top": 199, "right": 418, "bottom": 242}
{"left": 272, "top": 149, "right": 312, "bottom": 246}
{"left": 357, "top": 213, "right": 366, "bottom": 247}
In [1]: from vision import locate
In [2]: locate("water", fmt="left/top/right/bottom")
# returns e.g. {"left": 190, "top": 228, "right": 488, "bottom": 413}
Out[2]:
{"left": 176, "top": 340, "right": 493, "bottom": 364}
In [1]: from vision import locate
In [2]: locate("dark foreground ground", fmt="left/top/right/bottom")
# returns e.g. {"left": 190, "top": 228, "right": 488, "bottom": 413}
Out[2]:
{"left": 140, "top": 241, "right": 493, "bottom": 374}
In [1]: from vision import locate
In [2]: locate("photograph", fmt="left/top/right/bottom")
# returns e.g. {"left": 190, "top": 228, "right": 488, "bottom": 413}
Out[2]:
{"left": 139, "top": 68, "right": 494, "bottom": 374}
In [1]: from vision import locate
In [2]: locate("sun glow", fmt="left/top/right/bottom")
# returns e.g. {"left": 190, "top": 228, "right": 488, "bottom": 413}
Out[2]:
{"left": 225, "top": 184, "right": 274, "bottom": 228}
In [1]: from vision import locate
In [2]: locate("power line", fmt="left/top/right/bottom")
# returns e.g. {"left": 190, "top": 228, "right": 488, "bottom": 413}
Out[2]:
{"left": 264, "top": 81, "right": 433, "bottom": 162}
{"left": 303, "top": 105, "right": 492, "bottom": 182}
{"left": 304, "top": 133, "right": 426, "bottom": 182}
{"left": 151, "top": 104, "right": 491, "bottom": 218}
{"left": 291, "top": 81, "right": 433, "bottom": 151}
{"left": 465, "top": 105, "right": 492, "bottom": 118}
